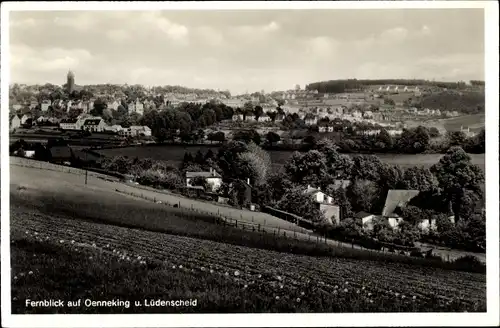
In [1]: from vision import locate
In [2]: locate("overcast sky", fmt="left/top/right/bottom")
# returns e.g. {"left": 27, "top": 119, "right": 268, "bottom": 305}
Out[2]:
{"left": 9, "top": 9, "right": 484, "bottom": 94}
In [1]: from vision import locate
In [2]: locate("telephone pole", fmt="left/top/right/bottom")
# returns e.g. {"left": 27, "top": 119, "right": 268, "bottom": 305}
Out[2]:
{"left": 85, "top": 150, "right": 88, "bottom": 185}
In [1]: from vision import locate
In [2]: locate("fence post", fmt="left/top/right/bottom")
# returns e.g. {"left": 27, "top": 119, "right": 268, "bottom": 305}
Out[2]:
{"left": 284, "top": 231, "right": 286, "bottom": 239}
{"left": 236, "top": 220, "right": 238, "bottom": 228}
{"left": 258, "top": 224, "right": 261, "bottom": 232}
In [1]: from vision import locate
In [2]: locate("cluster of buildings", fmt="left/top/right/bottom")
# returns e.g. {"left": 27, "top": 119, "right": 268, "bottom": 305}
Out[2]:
{"left": 59, "top": 115, "right": 152, "bottom": 137}
{"left": 304, "top": 184, "right": 454, "bottom": 233}
{"left": 9, "top": 111, "right": 151, "bottom": 138}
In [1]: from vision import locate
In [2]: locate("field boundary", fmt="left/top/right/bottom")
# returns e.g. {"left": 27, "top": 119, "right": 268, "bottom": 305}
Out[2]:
{"left": 114, "top": 188, "right": 314, "bottom": 240}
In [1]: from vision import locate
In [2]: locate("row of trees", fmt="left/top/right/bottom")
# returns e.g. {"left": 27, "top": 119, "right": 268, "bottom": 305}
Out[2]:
{"left": 139, "top": 102, "right": 234, "bottom": 142}
{"left": 337, "top": 126, "right": 485, "bottom": 155}
{"left": 305, "top": 79, "right": 480, "bottom": 94}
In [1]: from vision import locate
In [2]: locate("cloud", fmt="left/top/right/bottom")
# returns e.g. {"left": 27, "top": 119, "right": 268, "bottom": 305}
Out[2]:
{"left": 420, "top": 25, "right": 432, "bottom": 36}
{"left": 10, "top": 18, "right": 37, "bottom": 29}
{"left": 139, "top": 12, "right": 189, "bottom": 45}
{"left": 305, "top": 36, "right": 339, "bottom": 58}
{"left": 106, "top": 29, "right": 130, "bottom": 42}
{"left": 379, "top": 27, "right": 409, "bottom": 42}
{"left": 10, "top": 45, "right": 93, "bottom": 75}
{"left": 263, "top": 21, "right": 280, "bottom": 32}
{"left": 197, "top": 26, "right": 225, "bottom": 46}
{"left": 53, "top": 14, "right": 95, "bottom": 32}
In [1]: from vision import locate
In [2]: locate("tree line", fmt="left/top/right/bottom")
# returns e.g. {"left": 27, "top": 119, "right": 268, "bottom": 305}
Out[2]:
{"left": 305, "top": 79, "right": 481, "bottom": 94}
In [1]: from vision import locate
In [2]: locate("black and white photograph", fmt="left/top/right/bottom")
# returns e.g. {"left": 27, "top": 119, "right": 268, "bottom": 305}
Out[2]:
{"left": 1, "top": 1, "right": 499, "bottom": 327}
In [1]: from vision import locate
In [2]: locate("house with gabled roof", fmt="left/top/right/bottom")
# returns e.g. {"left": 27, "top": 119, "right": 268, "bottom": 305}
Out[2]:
{"left": 381, "top": 189, "right": 420, "bottom": 229}
{"left": 10, "top": 115, "right": 21, "bottom": 130}
{"left": 304, "top": 113, "right": 318, "bottom": 126}
{"left": 185, "top": 167, "right": 222, "bottom": 192}
{"left": 82, "top": 117, "right": 106, "bottom": 132}
{"left": 303, "top": 185, "right": 339, "bottom": 225}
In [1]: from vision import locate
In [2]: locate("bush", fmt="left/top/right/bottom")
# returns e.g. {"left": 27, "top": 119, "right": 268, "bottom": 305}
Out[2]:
{"left": 453, "top": 255, "right": 483, "bottom": 267}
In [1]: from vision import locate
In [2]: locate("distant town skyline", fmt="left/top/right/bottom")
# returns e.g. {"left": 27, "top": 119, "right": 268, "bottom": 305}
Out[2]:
{"left": 9, "top": 9, "right": 484, "bottom": 94}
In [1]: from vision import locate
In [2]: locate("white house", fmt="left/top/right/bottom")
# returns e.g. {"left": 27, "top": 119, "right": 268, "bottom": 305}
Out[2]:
{"left": 135, "top": 100, "right": 144, "bottom": 115}
{"left": 302, "top": 185, "right": 339, "bottom": 225}
{"left": 41, "top": 102, "right": 50, "bottom": 112}
{"left": 66, "top": 100, "right": 73, "bottom": 112}
{"left": 258, "top": 115, "right": 271, "bottom": 123}
{"left": 304, "top": 115, "right": 318, "bottom": 126}
{"left": 10, "top": 115, "right": 21, "bottom": 130}
{"left": 119, "top": 125, "right": 152, "bottom": 137}
{"left": 303, "top": 185, "right": 333, "bottom": 204}
{"left": 127, "top": 102, "right": 136, "bottom": 113}
{"left": 20, "top": 114, "right": 32, "bottom": 125}
{"left": 185, "top": 168, "right": 223, "bottom": 192}
{"left": 363, "top": 110, "right": 373, "bottom": 119}
{"left": 105, "top": 125, "right": 124, "bottom": 133}
{"left": 245, "top": 115, "right": 256, "bottom": 122}
{"left": 355, "top": 212, "right": 378, "bottom": 231}
{"left": 352, "top": 110, "right": 363, "bottom": 119}
{"left": 107, "top": 100, "right": 120, "bottom": 111}
{"left": 82, "top": 118, "right": 106, "bottom": 132}
{"left": 59, "top": 119, "right": 79, "bottom": 130}
{"left": 232, "top": 114, "right": 244, "bottom": 122}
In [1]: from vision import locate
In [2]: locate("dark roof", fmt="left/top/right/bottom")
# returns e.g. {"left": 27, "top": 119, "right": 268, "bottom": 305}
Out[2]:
{"left": 355, "top": 211, "right": 373, "bottom": 219}
{"left": 60, "top": 119, "right": 78, "bottom": 123}
{"left": 382, "top": 189, "right": 420, "bottom": 217}
{"left": 83, "top": 119, "right": 103, "bottom": 126}
{"left": 186, "top": 170, "right": 222, "bottom": 178}
{"left": 50, "top": 146, "right": 73, "bottom": 159}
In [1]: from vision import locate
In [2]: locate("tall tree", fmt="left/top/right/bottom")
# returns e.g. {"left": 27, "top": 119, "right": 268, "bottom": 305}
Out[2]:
{"left": 430, "top": 146, "right": 485, "bottom": 222}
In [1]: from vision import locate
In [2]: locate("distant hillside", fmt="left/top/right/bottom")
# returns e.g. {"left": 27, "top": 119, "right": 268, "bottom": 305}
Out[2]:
{"left": 416, "top": 91, "right": 485, "bottom": 114}
{"left": 305, "top": 79, "right": 480, "bottom": 94}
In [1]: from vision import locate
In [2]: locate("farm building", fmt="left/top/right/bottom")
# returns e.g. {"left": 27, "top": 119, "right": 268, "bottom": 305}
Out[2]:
{"left": 185, "top": 168, "right": 223, "bottom": 192}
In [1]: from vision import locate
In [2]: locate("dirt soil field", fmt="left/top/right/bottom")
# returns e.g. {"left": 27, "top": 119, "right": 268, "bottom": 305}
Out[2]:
{"left": 10, "top": 191, "right": 486, "bottom": 313}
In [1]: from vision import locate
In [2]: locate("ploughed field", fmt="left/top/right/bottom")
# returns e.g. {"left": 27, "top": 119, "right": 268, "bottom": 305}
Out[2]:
{"left": 95, "top": 146, "right": 485, "bottom": 172}
{"left": 11, "top": 200, "right": 486, "bottom": 313}
{"left": 9, "top": 163, "right": 486, "bottom": 313}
